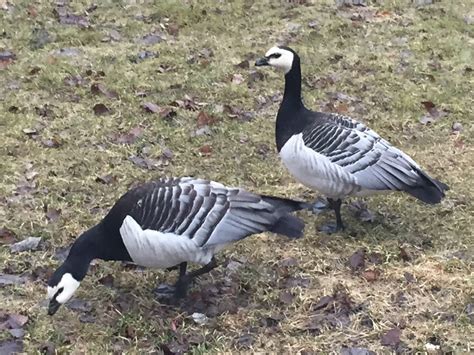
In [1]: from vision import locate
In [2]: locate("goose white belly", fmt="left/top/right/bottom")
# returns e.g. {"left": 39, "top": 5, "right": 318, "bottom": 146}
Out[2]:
{"left": 279, "top": 134, "right": 360, "bottom": 198}
{"left": 119, "top": 216, "right": 216, "bottom": 268}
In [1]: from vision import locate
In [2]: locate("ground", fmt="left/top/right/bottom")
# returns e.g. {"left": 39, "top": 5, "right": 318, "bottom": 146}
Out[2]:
{"left": 0, "top": 0, "right": 473, "bottom": 353}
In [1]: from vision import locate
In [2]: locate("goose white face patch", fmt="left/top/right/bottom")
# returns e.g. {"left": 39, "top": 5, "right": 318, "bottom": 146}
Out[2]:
{"left": 47, "top": 273, "right": 80, "bottom": 304}
{"left": 265, "top": 46, "right": 294, "bottom": 74}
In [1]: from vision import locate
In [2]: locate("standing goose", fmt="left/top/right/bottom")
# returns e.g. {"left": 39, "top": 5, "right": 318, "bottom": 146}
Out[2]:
{"left": 47, "top": 177, "right": 308, "bottom": 315}
{"left": 255, "top": 46, "right": 448, "bottom": 232}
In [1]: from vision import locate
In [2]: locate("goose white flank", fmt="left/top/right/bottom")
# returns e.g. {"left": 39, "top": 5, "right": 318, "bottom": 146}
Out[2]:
{"left": 255, "top": 46, "right": 448, "bottom": 233}
{"left": 46, "top": 177, "right": 308, "bottom": 315}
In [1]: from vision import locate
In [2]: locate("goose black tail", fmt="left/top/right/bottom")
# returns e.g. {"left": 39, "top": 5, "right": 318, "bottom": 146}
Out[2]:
{"left": 261, "top": 195, "right": 310, "bottom": 239}
{"left": 407, "top": 170, "right": 449, "bottom": 204}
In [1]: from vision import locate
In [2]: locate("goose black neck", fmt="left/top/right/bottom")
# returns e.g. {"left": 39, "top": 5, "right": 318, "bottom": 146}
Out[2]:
{"left": 61, "top": 224, "right": 105, "bottom": 281}
{"left": 282, "top": 56, "right": 303, "bottom": 108}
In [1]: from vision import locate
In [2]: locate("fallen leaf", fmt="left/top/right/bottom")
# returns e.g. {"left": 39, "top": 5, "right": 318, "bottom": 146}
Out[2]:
{"left": 129, "top": 156, "right": 162, "bottom": 170}
{"left": 79, "top": 313, "right": 96, "bottom": 323}
{"left": 98, "top": 274, "right": 114, "bottom": 287}
{"left": 419, "top": 100, "right": 448, "bottom": 124}
{"left": 8, "top": 314, "right": 28, "bottom": 328}
{"left": 9, "top": 328, "right": 25, "bottom": 338}
{"left": 361, "top": 269, "right": 380, "bottom": 282}
{"left": 0, "top": 274, "right": 27, "bottom": 286}
{"left": 112, "top": 126, "right": 144, "bottom": 145}
{"left": 170, "top": 95, "right": 200, "bottom": 111}
{"left": 284, "top": 276, "right": 311, "bottom": 288}
{"left": 403, "top": 272, "right": 416, "bottom": 283}
{"left": 143, "top": 102, "right": 160, "bottom": 113}
{"left": 349, "top": 249, "right": 365, "bottom": 271}
{"left": 95, "top": 174, "right": 116, "bottom": 185}
{"left": 279, "top": 290, "right": 294, "bottom": 304}
{"left": 64, "top": 74, "right": 87, "bottom": 87}
{"left": 341, "top": 347, "right": 376, "bottom": 355}
{"left": 381, "top": 327, "right": 401, "bottom": 346}
{"left": 41, "top": 138, "right": 62, "bottom": 148}
{"left": 312, "top": 295, "right": 334, "bottom": 311}
{"left": 234, "top": 334, "right": 253, "bottom": 349}
{"left": 45, "top": 208, "right": 61, "bottom": 222}
{"left": 235, "top": 60, "right": 249, "bottom": 69}
{"left": 66, "top": 298, "right": 92, "bottom": 312}
{"left": 130, "top": 50, "right": 158, "bottom": 63}
{"left": 0, "top": 50, "right": 15, "bottom": 69}
{"left": 0, "top": 341, "right": 23, "bottom": 354}
{"left": 10, "top": 237, "right": 42, "bottom": 253}
{"left": 93, "top": 103, "right": 111, "bottom": 116}
{"left": 91, "top": 83, "right": 119, "bottom": 99}
{"left": 106, "top": 29, "right": 121, "bottom": 42}
{"left": 399, "top": 246, "right": 413, "bottom": 262}
{"left": 141, "top": 32, "right": 164, "bottom": 45}
{"left": 54, "top": 6, "right": 90, "bottom": 28}
{"left": 0, "top": 228, "right": 17, "bottom": 244}
{"left": 197, "top": 111, "right": 217, "bottom": 127}
{"left": 158, "top": 107, "right": 177, "bottom": 121}
{"left": 199, "top": 144, "right": 212, "bottom": 155}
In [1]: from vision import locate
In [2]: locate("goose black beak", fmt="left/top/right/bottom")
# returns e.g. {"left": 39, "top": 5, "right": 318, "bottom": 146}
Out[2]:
{"left": 48, "top": 299, "right": 61, "bottom": 316}
{"left": 255, "top": 57, "right": 269, "bottom": 66}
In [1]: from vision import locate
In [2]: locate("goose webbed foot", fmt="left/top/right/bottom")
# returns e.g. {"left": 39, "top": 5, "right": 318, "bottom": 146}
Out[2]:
{"left": 318, "top": 198, "right": 345, "bottom": 234}
{"left": 154, "top": 258, "right": 218, "bottom": 304}
{"left": 318, "top": 221, "right": 345, "bottom": 234}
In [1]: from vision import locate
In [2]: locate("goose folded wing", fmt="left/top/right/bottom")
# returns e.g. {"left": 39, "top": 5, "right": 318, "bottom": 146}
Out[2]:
{"left": 302, "top": 116, "right": 425, "bottom": 192}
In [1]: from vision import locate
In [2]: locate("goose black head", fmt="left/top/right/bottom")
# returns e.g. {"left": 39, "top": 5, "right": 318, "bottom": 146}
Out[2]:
{"left": 47, "top": 265, "right": 81, "bottom": 316}
{"left": 255, "top": 46, "right": 297, "bottom": 74}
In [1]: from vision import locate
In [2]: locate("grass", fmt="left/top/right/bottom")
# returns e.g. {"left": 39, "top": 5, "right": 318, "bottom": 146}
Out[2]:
{"left": 1, "top": 0, "right": 473, "bottom": 353}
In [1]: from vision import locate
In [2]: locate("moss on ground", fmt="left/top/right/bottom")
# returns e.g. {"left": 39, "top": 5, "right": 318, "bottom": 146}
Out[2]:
{"left": 0, "top": 0, "right": 472, "bottom": 353}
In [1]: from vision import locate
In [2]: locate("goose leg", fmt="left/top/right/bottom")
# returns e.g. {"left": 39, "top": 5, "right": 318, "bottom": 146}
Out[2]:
{"left": 174, "top": 257, "right": 218, "bottom": 299}
{"left": 154, "top": 262, "right": 188, "bottom": 301}
{"left": 318, "top": 198, "right": 345, "bottom": 233}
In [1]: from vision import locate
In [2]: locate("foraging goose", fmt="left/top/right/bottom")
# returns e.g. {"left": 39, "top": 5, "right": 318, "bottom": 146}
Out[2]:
{"left": 255, "top": 46, "right": 448, "bottom": 232}
{"left": 47, "top": 177, "right": 308, "bottom": 315}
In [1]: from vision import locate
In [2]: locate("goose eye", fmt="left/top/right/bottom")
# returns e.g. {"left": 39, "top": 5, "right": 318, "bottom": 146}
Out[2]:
{"left": 270, "top": 53, "right": 281, "bottom": 59}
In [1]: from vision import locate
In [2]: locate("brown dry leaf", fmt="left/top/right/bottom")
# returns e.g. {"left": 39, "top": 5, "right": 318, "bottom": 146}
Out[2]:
{"left": 197, "top": 111, "right": 217, "bottom": 127}
{"left": 95, "top": 174, "right": 116, "bottom": 185}
{"left": 8, "top": 314, "right": 28, "bottom": 328}
{"left": 93, "top": 103, "right": 111, "bottom": 116}
{"left": 419, "top": 100, "right": 448, "bottom": 124}
{"left": 41, "top": 137, "right": 62, "bottom": 148}
{"left": 0, "top": 50, "right": 16, "bottom": 69}
{"left": 112, "top": 126, "right": 144, "bottom": 145}
{"left": 279, "top": 290, "right": 294, "bottom": 304}
{"left": 143, "top": 102, "right": 160, "bottom": 113}
{"left": 381, "top": 327, "right": 401, "bottom": 346}
{"left": 312, "top": 295, "right": 334, "bottom": 311}
{"left": 349, "top": 249, "right": 365, "bottom": 271}
{"left": 199, "top": 144, "right": 212, "bottom": 155}
{"left": 0, "top": 228, "right": 16, "bottom": 244}
{"left": 54, "top": 5, "right": 90, "bottom": 28}
{"left": 361, "top": 269, "right": 381, "bottom": 282}
{"left": 46, "top": 208, "right": 61, "bottom": 223}
{"left": 91, "top": 83, "right": 119, "bottom": 99}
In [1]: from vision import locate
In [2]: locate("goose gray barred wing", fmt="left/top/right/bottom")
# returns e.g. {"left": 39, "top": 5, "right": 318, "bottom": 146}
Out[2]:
{"left": 302, "top": 113, "right": 433, "bottom": 192}
{"left": 113, "top": 177, "right": 302, "bottom": 248}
